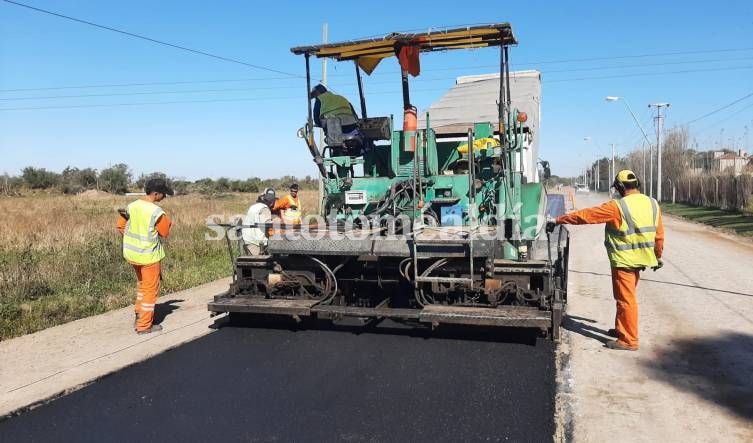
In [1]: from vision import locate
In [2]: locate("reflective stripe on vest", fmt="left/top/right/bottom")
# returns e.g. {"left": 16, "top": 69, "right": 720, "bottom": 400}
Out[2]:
{"left": 123, "top": 199, "right": 165, "bottom": 265}
{"left": 604, "top": 193, "right": 659, "bottom": 268}
{"left": 318, "top": 92, "right": 355, "bottom": 119}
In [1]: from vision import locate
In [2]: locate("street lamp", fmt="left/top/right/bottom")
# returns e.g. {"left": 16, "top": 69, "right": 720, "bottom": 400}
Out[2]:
{"left": 605, "top": 96, "right": 654, "bottom": 197}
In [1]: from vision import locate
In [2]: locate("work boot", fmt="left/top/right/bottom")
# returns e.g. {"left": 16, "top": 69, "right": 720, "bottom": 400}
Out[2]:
{"left": 605, "top": 340, "right": 638, "bottom": 351}
{"left": 137, "top": 324, "right": 163, "bottom": 335}
{"left": 607, "top": 328, "right": 617, "bottom": 338}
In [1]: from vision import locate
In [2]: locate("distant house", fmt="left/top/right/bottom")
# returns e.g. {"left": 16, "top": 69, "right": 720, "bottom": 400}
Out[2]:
{"left": 692, "top": 149, "right": 749, "bottom": 175}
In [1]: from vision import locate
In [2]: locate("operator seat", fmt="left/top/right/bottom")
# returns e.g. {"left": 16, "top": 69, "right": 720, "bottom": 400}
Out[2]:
{"left": 323, "top": 116, "right": 364, "bottom": 157}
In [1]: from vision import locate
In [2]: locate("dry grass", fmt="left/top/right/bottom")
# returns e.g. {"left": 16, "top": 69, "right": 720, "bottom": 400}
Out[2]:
{"left": 0, "top": 190, "right": 318, "bottom": 339}
{"left": 0, "top": 190, "right": 317, "bottom": 249}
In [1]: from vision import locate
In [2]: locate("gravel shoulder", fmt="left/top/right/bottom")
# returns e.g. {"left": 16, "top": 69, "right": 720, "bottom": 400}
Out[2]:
{"left": 560, "top": 192, "right": 753, "bottom": 442}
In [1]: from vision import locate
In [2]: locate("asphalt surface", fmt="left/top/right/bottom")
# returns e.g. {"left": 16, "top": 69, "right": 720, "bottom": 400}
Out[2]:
{"left": 0, "top": 318, "right": 556, "bottom": 442}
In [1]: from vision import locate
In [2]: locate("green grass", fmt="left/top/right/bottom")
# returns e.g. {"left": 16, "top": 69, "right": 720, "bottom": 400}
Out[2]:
{"left": 662, "top": 203, "right": 753, "bottom": 238}
{"left": 0, "top": 224, "right": 232, "bottom": 340}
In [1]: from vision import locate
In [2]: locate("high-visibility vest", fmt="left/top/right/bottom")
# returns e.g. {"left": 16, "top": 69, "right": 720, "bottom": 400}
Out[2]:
{"left": 242, "top": 202, "right": 271, "bottom": 246}
{"left": 604, "top": 193, "right": 660, "bottom": 268}
{"left": 281, "top": 195, "right": 301, "bottom": 224}
{"left": 123, "top": 199, "right": 166, "bottom": 265}
{"left": 318, "top": 92, "right": 355, "bottom": 120}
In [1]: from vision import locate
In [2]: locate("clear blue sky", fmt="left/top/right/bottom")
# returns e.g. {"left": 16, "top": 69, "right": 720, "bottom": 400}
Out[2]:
{"left": 1, "top": 0, "right": 752, "bottom": 180}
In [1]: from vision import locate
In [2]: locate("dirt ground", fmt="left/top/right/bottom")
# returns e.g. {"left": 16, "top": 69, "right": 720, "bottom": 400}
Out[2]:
{"left": 559, "top": 192, "right": 753, "bottom": 442}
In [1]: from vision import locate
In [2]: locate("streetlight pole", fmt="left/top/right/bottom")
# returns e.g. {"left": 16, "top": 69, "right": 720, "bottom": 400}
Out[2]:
{"left": 650, "top": 102, "right": 670, "bottom": 201}
{"left": 606, "top": 96, "right": 654, "bottom": 192}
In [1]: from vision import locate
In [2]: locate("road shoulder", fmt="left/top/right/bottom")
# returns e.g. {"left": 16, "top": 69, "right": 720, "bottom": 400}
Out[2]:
{"left": 561, "top": 193, "right": 753, "bottom": 442}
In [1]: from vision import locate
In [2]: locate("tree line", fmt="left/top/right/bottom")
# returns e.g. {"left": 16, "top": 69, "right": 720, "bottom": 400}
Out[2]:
{"left": 0, "top": 164, "right": 320, "bottom": 196}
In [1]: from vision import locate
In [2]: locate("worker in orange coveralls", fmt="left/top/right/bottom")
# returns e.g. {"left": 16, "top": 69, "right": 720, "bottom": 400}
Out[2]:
{"left": 272, "top": 183, "right": 302, "bottom": 224}
{"left": 547, "top": 170, "right": 664, "bottom": 351}
{"left": 117, "top": 178, "right": 173, "bottom": 334}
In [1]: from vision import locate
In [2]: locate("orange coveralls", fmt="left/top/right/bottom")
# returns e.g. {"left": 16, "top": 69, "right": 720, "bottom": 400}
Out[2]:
{"left": 556, "top": 190, "right": 664, "bottom": 348}
{"left": 117, "top": 212, "right": 172, "bottom": 331}
{"left": 272, "top": 194, "right": 301, "bottom": 223}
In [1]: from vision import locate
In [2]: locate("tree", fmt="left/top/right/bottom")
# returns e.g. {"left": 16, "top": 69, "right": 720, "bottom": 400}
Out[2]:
{"left": 1, "top": 172, "right": 21, "bottom": 196}
{"left": 170, "top": 179, "right": 190, "bottom": 195}
{"left": 59, "top": 166, "right": 98, "bottom": 194}
{"left": 99, "top": 163, "right": 131, "bottom": 194}
{"left": 134, "top": 171, "right": 168, "bottom": 190}
{"left": 21, "top": 167, "right": 60, "bottom": 189}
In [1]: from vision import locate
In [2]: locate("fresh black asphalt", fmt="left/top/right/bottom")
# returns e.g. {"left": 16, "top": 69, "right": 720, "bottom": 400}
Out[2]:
{"left": 0, "top": 318, "right": 556, "bottom": 442}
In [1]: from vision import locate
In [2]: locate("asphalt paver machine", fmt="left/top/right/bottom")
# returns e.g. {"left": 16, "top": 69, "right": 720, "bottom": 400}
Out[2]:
{"left": 209, "top": 23, "right": 570, "bottom": 339}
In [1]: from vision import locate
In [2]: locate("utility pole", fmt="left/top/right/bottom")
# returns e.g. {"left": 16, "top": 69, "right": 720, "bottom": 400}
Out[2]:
{"left": 596, "top": 158, "right": 600, "bottom": 192}
{"left": 641, "top": 140, "right": 646, "bottom": 189}
{"left": 610, "top": 143, "right": 617, "bottom": 183}
{"left": 650, "top": 103, "right": 670, "bottom": 201}
{"left": 648, "top": 141, "right": 653, "bottom": 198}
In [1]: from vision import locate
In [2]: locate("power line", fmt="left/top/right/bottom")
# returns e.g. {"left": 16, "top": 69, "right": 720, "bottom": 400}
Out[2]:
{"left": 682, "top": 91, "right": 753, "bottom": 125}
{"left": 371, "top": 55, "right": 753, "bottom": 76}
{"left": 4, "top": 52, "right": 753, "bottom": 93}
{"left": 0, "top": 96, "right": 303, "bottom": 111}
{"left": 547, "top": 65, "right": 753, "bottom": 83}
{"left": 0, "top": 88, "right": 441, "bottom": 111}
{"left": 531, "top": 56, "right": 753, "bottom": 74}
{"left": 5, "top": 63, "right": 753, "bottom": 101}
{"left": 516, "top": 46, "right": 753, "bottom": 66}
{"left": 0, "top": 86, "right": 303, "bottom": 101}
{"left": 691, "top": 101, "right": 753, "bottom": 135}
{"left": 1, "top": 0, "right": 300, "bottom": 77}
{"left": 4, "top": 65, "right": 753, "bottom": 111}
{"left": 0, "top": 77, "right": 297, "bottom": 92}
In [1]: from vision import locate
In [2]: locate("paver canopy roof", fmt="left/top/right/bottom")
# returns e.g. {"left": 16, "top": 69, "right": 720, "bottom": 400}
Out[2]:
{"left": 290, "top": 23, "right": 515, "bottom": 75}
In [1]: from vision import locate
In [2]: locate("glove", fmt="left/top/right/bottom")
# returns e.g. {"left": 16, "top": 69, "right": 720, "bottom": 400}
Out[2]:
{"left": 545, "top": 220, "right": 557, "bottom": 233}
{"left": 652, "top": 259, "right": 663, "bottom": 272}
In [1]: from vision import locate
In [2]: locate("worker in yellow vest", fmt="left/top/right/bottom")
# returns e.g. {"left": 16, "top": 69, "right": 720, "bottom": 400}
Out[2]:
{"left": 273, "top": 183, "right": 302, "bottom": 224}
{"left": 310, "top": 84, "right": 358, "bottom": 134}
{"left": 547, "top": 170, "right": 665, "bottom": 351}
{"left": 117, "top": 178, "right": 173, "bottom": 334}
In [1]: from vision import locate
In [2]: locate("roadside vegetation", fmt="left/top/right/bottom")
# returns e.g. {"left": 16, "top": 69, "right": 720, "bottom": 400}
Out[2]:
{"left": 0, "top": 190, "right": 318, "bottom": 340}
{"left": 662, "top": 202, "right": 753, "bottom": 238}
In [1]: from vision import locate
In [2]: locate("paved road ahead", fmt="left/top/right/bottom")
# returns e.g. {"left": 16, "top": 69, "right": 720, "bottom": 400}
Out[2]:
{"left": 0, "top": 319, "right": 555, "bottom": 442}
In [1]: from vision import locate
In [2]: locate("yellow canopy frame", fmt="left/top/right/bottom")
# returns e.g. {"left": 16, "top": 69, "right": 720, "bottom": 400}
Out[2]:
{"left": 291, "top": 23, "right": 516, "bottom": 75}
